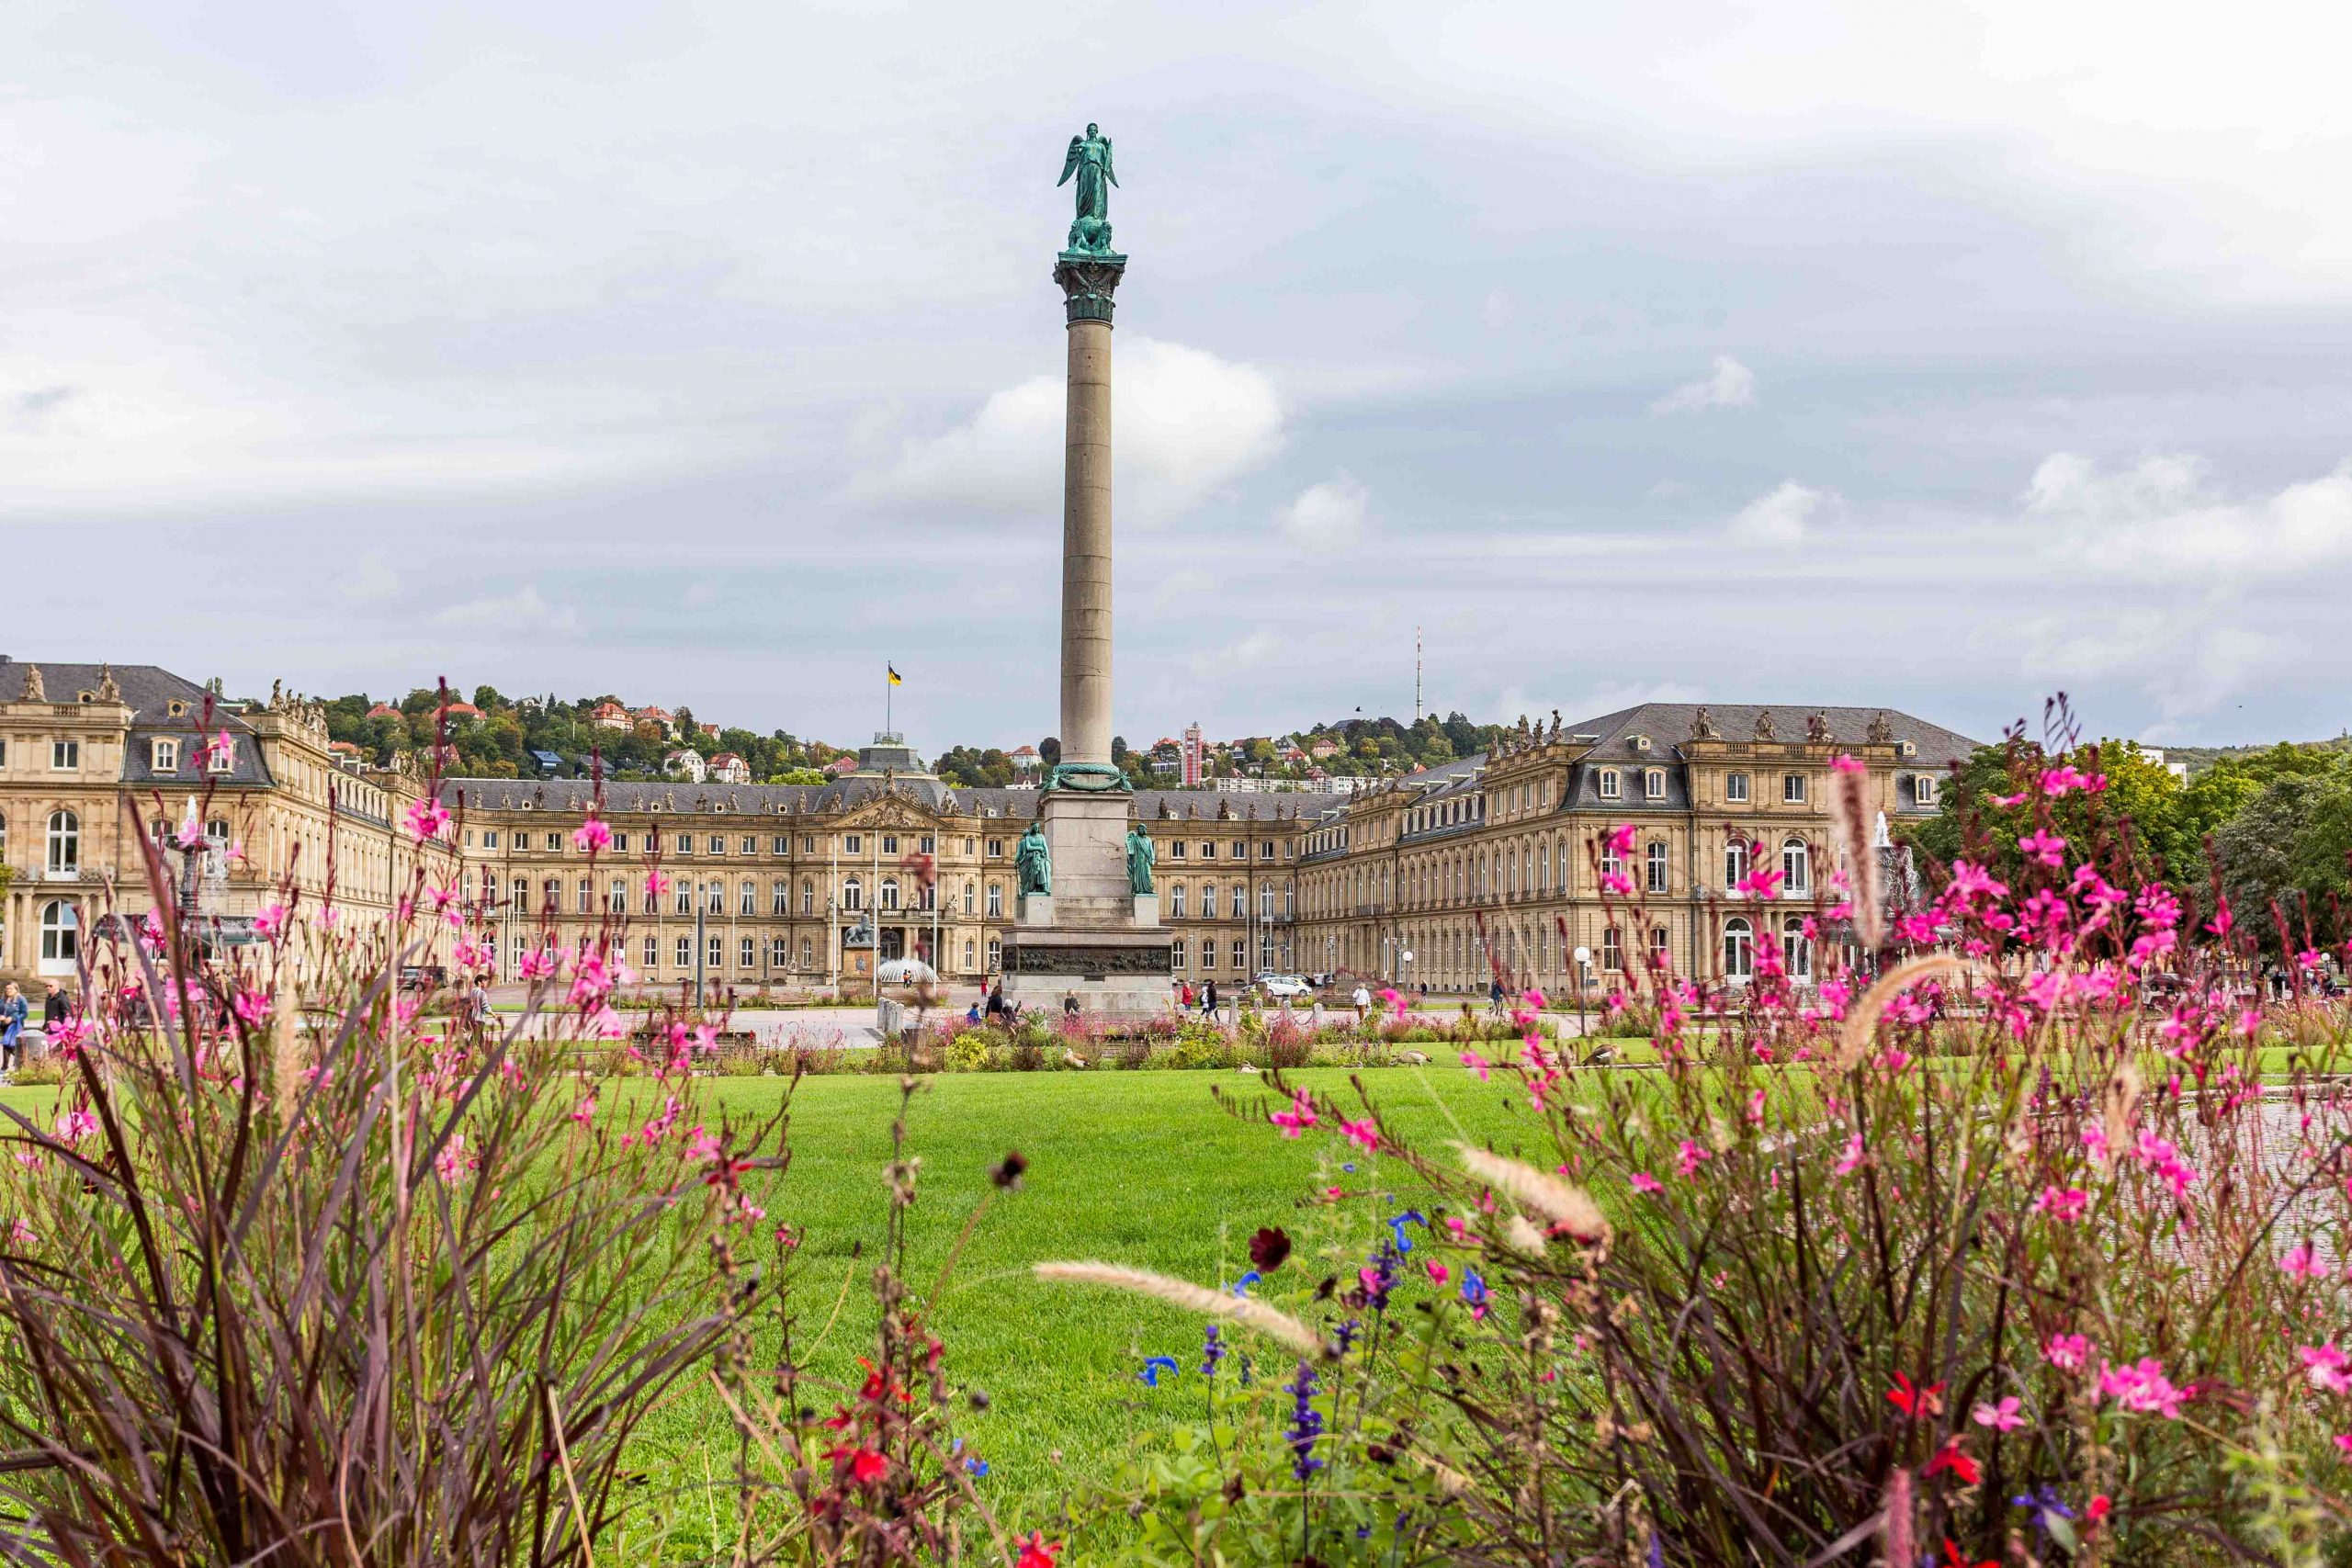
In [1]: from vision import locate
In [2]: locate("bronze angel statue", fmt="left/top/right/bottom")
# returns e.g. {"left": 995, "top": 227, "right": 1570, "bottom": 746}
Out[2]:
{"left": 1057, "top": 123, "right": 1119, "bottom": 254}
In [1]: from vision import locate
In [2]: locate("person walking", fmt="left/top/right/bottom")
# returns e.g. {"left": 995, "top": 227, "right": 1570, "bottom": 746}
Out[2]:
{"left": 1487, "top": 976, "right": 1506, "bottom": 1017}
{"left": 38, "top": 980, "right": 69, "bottom": 1055}
{"left": 1351, "top": 981, "right": 1371, "bottom": 1025}
{"left": 1062, "top": 990, "right": 1080, "bottom": 1019}
{"left": 1202, "top": 978, "right": 1219, "bottom": 1023}
{"left": 0, "top": 983, "right": 27, "bottom": 1077}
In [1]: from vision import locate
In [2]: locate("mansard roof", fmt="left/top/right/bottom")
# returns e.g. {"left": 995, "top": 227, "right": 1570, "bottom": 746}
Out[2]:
{"left": 436, "top": 776, "right": 1314, "bottom": 823}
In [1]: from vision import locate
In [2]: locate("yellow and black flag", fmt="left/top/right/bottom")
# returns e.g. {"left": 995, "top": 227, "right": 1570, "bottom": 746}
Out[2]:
{"left": 887, "top": 664, "right": 903, "bottom": 687}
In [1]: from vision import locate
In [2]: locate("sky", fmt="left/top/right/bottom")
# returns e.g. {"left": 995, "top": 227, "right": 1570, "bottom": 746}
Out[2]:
{"left": 8, "top": 1, "right": 2352, "bottom": 751}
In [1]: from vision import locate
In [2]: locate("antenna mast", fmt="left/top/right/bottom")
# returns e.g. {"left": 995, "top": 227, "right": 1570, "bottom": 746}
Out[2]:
{"left": 1414, "top": 626, "right": 1423, "bottom": 724}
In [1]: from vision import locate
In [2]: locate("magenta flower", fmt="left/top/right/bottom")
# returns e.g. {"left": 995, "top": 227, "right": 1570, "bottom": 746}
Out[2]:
{"left": 2016, "top": 829, "right": 2067, "bottom": 869}
{"left": 1831, "top": 752, "right": 1865, "bottom": 774}
{"left": 53, "top": 1111, "right": 98, "bottom": 1143}
{"left": 1269, "top": 1090, "right": 1317, "bottom": 1138}
{"left": 572, "top": 814, "right": 614, "bottom": 853}
{"left": 2098, "top": 1357, "right": 2184, "bottom": 1419}
{"left": 403, "top": 797, "right": 451, "bottom": 843}
{"left": 1675, "top": 1139, "right": 1709, "bottom": 1178}
{"left": 1605, "top": 823, "right": 1637, "bottom": 856}
{"left": 2280, "top": 1241, "right": 2324, "bottom": 1280}
{"left": 2301, "top": 1342, "right": 2352, "bottom": 1394}
{"left": 1833, "top": 1133, "right": 1864, "bottom": 1177}
{"left": 1631, "top": 1171, "right": 1663, "bottom": 1195}
{"left": 1460, "top": 1050, "right": 1489, "bottom": 1080}
{"left": 2045, "top": 1333, "right": 2091, "bottom": 1371}
{"left": 2031, "top": 1186, "right": 2088, "bottom": 1222}
{"left": 1972, "top": 1396, "right": 2025, "bottom": 1431}
{"left": 1338, "top": 1117, "right": 1379, "bottom": 1153}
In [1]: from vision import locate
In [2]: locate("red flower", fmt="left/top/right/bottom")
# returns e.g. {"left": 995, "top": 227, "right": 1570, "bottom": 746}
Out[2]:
{"left": 1885, "top": 1371, "right": 1945, "bottom": 1419}
{"left": 1014, "top": 1531, "right": 1061, "bottom": 1568}
{"left": 1924, "top": 1438, "right": 1980, "bottom": 1485}
{"left": 826, "top": 1444, "right": 888, "bottom": 1483}
{"left": 2086, "top": 1494, "right": 2111, "bottom": 1525}
{"left": 1941, "top": 1539, "right": 1996, "bottom": 1568}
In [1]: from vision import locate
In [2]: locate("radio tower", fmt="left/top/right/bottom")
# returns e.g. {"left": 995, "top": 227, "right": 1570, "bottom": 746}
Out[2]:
{"left": 1414, "top": 626, "right": 1423, "bottom": 724}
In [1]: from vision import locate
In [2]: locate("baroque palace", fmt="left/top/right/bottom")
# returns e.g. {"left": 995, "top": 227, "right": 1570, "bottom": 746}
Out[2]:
{"left": 0, "top": 656, "right": 1974, "bottom": 998}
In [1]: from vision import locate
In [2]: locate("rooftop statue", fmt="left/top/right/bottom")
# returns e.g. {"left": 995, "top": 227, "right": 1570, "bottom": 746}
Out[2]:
{"left": 1057, "top": 123, "right": 1119, "bottom": 255}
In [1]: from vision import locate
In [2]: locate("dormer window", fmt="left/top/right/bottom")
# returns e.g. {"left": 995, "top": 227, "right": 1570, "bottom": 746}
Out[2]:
{"left": 208, "top": 739, "right": 233, "bottom": 773}
{"left": 152, "top": 738, "right": 180, "bottom": 773}
{"left": 1597, "top": 768, "right": 1621, "bottom": 801}
{"left": 167, "top": 701, "right": 187, "bottom": 717}
{"left": 1912, "top": 774, "right": 1937, "bottom": 807}
{"left": 1644, "top": 768, "right": 1665, "bottom": 800}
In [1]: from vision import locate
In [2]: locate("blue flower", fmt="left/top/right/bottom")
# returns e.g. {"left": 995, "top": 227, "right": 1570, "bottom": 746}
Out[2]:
{"left": 1333, "top": 1317, "right": 1363, "bottom": 1356}
{"left": 1138, "top": 1355, "right": 1180, "bottom": 1387}
{"left": 1385, "top": 1210, "right": 1427, "bottom": 1254}
{"left": 1229, "top": 1270, "right": 1261, "bottom": 1297}
{"left": 1341, "top": 1162, "right": 1357, "bottom": 1172}
{"left": 965, "top": 1457, "right": 990, "bottom": 1477}
{"left": 1283, "top": 1361, "right": 1324, "bottom": 1481}
{"left": 1201, "top": 1324, "right": 1227, "bottom": 1377}
{"left": 1461, "top": 1268, "right": 1489, "bottom": 1308}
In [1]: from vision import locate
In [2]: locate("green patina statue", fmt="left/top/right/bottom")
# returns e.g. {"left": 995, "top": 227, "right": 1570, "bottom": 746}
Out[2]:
{"left": 1057, "top": 122, "right": 1118, "bottom": 256}
{"left": 1125, "top": 823, "right": 1156, "bottom": 896}
{"left": 1015, "top": 822, "right": 1052, "bottom": 897}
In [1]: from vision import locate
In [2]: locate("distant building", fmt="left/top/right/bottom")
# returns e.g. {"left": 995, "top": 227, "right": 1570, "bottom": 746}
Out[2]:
{"left": 589, "top": 701, "right": 631, "bottom": 732}
{"left": 663, "top": 750, "right": 708, "bottom": 783}
{"left": 2125, "top": 742, "right": 2190, "bottom": 783}
{"left": 365, "top": 703, "right": 401, "bottom": 720}
{"left": 1182, "top": 721, "right": 1204, "bottom": 786}
{"left": 1009, "top": 745, "right": 1042, "bottom": 775}
{"left": 529, "top": 749, "right": 566, "bottom": 776}
{"left": 633, "top": 705, "right": 675, "bottom": 737}
{"left": 708, "top": 750, "right": 752, "bottom": 784}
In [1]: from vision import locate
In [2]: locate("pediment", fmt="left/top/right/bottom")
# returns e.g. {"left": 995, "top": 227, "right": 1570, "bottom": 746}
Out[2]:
{"left": 835, "top": 790, "right": 947, "bottom": 832}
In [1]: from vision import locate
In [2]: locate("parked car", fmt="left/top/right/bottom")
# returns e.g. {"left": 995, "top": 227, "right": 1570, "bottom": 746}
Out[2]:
{"left": 1255, "top": 974, "right": 1313, "bottom": 1000}
{"left": 398, "top": 964, "right": 449, "bottom": 995}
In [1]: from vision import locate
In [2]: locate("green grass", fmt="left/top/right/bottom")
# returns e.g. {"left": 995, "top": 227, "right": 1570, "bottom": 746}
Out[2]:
{"left": 0, "top": 1066, "right": 1540, "bottom": 1526}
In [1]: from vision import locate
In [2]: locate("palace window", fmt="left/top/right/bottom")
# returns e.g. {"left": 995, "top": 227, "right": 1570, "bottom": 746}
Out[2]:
{"left": 576, "top": 876, "right": 592, "bottom": 913}
{"left": 962, "top": 937, "right": 976, "bottom": 969}
{"left": 1783, "top": 773, "right": 1805, "bottom": 804}
{"left": 1913, "top": 774, "right": 1937, "bottom": 806}
{"left": 610, "top": 832, "right": 627, "bottom": 852}
{"left": 986, "top": 937, "right": 1002, "bottom": 970}
{"left": 741, "top": 835, "right": 757, "bottom": 854}
{"left": 773, "top": 835, "right": 790, "bottom": 854}
{"left": 802, "top": 879, "right": 817, "bottom": 915}
{"left": 51, "top": 739, "right": 78, "bottom": 771}
{"left": 1724, "top": 839, "right": 1749, "bottom": 889}
{"left": 546, "top": 832, "right": 562, "bottom": 852}
{"left": 513, "top": 876, "right": 530, "bottom": 912}
{"left": 842, "top": 878, "right": 863, "bottom": 911}
{"left": 1168, "top": 840, "right": 1185, "bottom": 859}
{"left": 707, "top": 834, "right": 724, "bottom": 852}
{"left": 707, "top": 934, "right": 722, "bottom": 967}
{"left": 773, "top": 937, "right": 790, "bottom": 966}
{"left": 1232, "top": 885, "right": 1246, "bottom": 918}
{"left": 1199, "top": 841, "right": 1215, "bottom": 859}
{"left": 1198, "top": 940, "right": 1215, "bottom": 969}
{"left": 919, "top": 835, "right": 934, "bottom": 854}
{"left": 1724, "top": 917, "right": 1754, "bottom": 982}
{"left": 1232, "top": 940, "right": 1246, "bottom": 969}
{"left": 45, "top": 810, "right": 78, "bottom": 873}
{"left": 1597, "top": 769, "right": 1620, "bottom": 800}
{"left": 844, "top": 835, "right": 861, "bottom": 854}
{"left": 1644, "top": 768, "right": 1664, "bottom": 800}
{"left": 39, "top": 900, "right": 77, "bottom": 964}
{"left": 962, "top": 879, "right": 976, "bottom": 915}
{"left": 1170, "top": 885, "right": 1186, "bottom": 919}
{"left": 1170, "top": 937, "right": 1186, "bottom": 969}
{"left": 152, "top": 738, "right": 179, "bottom": 772}
{"left": 1646, "top": 840, "right": 1668, "bottom": 894}
{"left": 1782, "top": 836, "right": 1810, "bottom": 893}
{"left": 610, "top": 877, "right": 627, "bottom": 911}
{"left": 543, "top": 878, "right": 560, "bottom": 910}
{"left": 771, "top": 879, "right": 788, "bottom": 915}
{"left": 643, "top": 935, "right": 659, "bottom": 969}
{"left": 1600, "top": 840, "right": 1623, "bottom": 885}
{"left": 740, "top": 937, "right": 755, "bottom": 968}
{"left": 881, "top": 835, "right": 899, "bottom": 855}
{"left": 1725, "top": 772, "right": 1750, "bottom": 804}
{"left": 1602, "top": 925, "right": 1623, "bottom": 972}
{"left": 675, "top": 935, "right": 692, "bottom": 967}
{"left": 674, "top": 883, "right": 692, "bottom": 915}
{"left": 1650, "top": 925, "right": 1670, "bottom": 967}
{"left": 483, "top": 830, "right": 500, "bottom": 849}
{"left": 879, "top": 877, "right": 899, "bottom": 911}
{"left": 1782, "top": 915, "right": 1812, "bottom": 980}
{"left": 1260, "top": 885, "right": 1275, "bottom": 919}
{"left": 741, "top": 880, "right": 757, "bottom": 916}
{"left": 986, "top": 838, "right": 1003, "bottom": 858}
{"left": 706, "top": 881, "right": 724, "bottom": 913}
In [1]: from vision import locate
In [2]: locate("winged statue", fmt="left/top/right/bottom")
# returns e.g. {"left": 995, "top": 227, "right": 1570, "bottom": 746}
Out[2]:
{"left": 1057, "top": 123, "right": 1119, "bottom": 255}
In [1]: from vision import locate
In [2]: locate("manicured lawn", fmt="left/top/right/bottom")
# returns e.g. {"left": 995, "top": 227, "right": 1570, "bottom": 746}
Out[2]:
{"left": 634, "top": 1067, "right": 1538, "bottom": 1518}
{"left": 0, "top": 1066, "right": 1544, "bottom": 1524}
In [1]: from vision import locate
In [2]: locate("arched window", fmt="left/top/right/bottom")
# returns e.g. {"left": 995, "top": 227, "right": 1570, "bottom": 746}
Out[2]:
{"left": 963, "top": 937, "right": 976, "bottom": 969}
{"left": 706, "top": 881, "right": 724, "bottom": 914}
{"left": 842, "top": 877, "right": 863, "bottom": 911}
{"left": 1782, "top": 915, "right": 1812, "bottom": 980}
{"left": 801, "top": 878, "right": 816, "bottom": 915}
{"left": 963, "top": 878, "right": 976, "bottom": 915}
{"left": 1646, "top": 840, "right": 1668, "bottom": 894}
{"left": 1782, "top": 836, "right": 1810, "bottom": 894}
{"left": 45, "top": 810, "right": 78, "bottom": 874}
{"left": 40, "top": 899, "right": 78, "bottom": 968}
{"left": 986, "top": 936, "right": 1003, "bottom": 971}
{"left": 1724, "top": 917, "right": 1754, "bottom": 982}
{"left": 773, "top": 878, "right": 789, "bottom": 915}
{"left": 799, "top": 936, "right": 814, "bottom": 965}
{"left": 541, "top": 877, "right": 560, "bottom": 911}
{"left": 1724, "top": 838, "right": 1749, "bottom": 890}
{"left": 741, "top": 880, "right": 757, "bottom": 916}
{"left": 879, "top": 876, "right": 899, "bottom": 911}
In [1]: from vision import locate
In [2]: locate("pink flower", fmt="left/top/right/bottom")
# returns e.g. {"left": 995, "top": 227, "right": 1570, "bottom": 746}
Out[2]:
{"left": 2205, "top": 897, "right": 2233, "bottom": 939}
{"left": 1831, "top": 753, "right": 1865, "bottom": 774}
{"left": 1424, "top": 1260, "right": 1450, "bottom": 1287}
{"left": 570, "top": 1096, "right": 596, "bottom": 1126}
{"left": 1605, "top": 823, "right": 1637, "bottom": 856}
{"left": 1460, "top": 1050, "right": 1489, "bottom": 1080}
{"left": 2016, "top": 828, "right": 2067, "bottom": 869}
{"left": 572, "top": 815, "right": 614, "bottom": 853}
{"left": 2045, "top": 1333, "right": 2091, "bottom": 1371}
{"left": 1834, "top": 1133, "right": 1864, "bottom": 1177}
{"left": 1972, "top": 1396, "right": 2024, "bottom": 1432}
{"left": 645, "top": 871, "right": 672, "bottom": 899}
{"left": 2098, "top": 1356, "right": 2184, "bottom": 1418}
{"left": 1988, "top": 790, "right": 2027, "bottom": 807}
{"left": 1630, "top": 1171, "right": 1664, "bottom": 1195}
{"left": 434, "top": 1133, "right": 477, "bottom": 1182}
{"left": 2298, "top": 947, "right": 2326, "bottom": 972}
{"left": 1269, "top": 1090, "right": 1317, "bottom": 1138}
{"left": 254, "top": 902, "right": 287, "bottom": 939}
{"left": 1338, "top": 1117, "right": 1379, "bottom": 1153}
{"left": 2282, "top": 1241, "right": 2324, "bottom": 1280}
{"left": 1600, "top": 871, "right": 1634, "bottom": 897}
{"left": 2039, "top": 763, "right": 2105, "bottom": 796}
{"left": 1675, "top": 1139, "right": 1709, "bottom": 1179}
{"left": 53, "top": 1111, "right": 98, "bottom": 1143}
{"left": 1946, "top": 860, "right": 2009, "bottom": 904}
{"left": 517, "top": 949, "right": 557, "bottom": 981}
{"left": 2336, "top": 1435, "right": 2352, "bottom": 1457}
{"left": 2301, "top": 1342, "right": 2352, "bottom": 1394}
{"left": 404, "top": 797, "right": 451, "bottom": 843}
{"left": 2032, "top": 1186, "right": 2088, "bottom": 1222}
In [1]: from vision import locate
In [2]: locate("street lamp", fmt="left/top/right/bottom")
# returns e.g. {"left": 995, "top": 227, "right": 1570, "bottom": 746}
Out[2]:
{"left": 1572, "top": 945, "right": 1591, "bottom": 1047}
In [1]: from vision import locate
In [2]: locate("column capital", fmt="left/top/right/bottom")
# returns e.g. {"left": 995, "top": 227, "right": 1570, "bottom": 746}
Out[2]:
{"left": 1053, "top": 254, "right": 1127, "bottom": 325}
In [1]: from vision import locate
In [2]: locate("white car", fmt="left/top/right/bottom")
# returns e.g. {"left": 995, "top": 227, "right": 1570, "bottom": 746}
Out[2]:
{"left": 1256, "top": 974, "right": 1313, "bottom": 1000}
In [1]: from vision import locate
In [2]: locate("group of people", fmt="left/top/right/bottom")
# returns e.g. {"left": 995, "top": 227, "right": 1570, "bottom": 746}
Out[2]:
{"left": 0, "top": 979, "right": 77, "bottom": 1077}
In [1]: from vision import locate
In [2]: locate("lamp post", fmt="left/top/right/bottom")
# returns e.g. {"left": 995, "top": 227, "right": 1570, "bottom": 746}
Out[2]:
{"left": 1572, "top": 945, "right": 1591, "bottom": 1048}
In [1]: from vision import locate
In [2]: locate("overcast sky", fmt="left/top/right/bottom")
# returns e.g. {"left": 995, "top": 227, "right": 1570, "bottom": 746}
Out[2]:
{"left": 9, "top": 2, "right": 2352, "bottom": 750}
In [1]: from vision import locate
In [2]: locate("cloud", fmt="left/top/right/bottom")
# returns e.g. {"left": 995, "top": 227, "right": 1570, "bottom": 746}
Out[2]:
{"left": 16, "top": 385, "right": 75, "bottom": 418}
{"left": 1727, "top": 479, "right": 1826, "bottom": 547}
{"left": 1278, "top": 473, "right": 1369, "bottom": 549}
{"left": 345, "top": 547, "right": 400, "bottom": 602}
{"left": 2033, "top": 452, "right": 2352, "bottom": 580}
{"left": 1997, "top": 608, "right": 2285, "bottom": 727}
{"left": 856, "top": 338, "right": 1283, "bottom": 525}
{"left": 1191, "top": 629, "right": 1279, "bottom": 679}
{"left": 431, "top": 584, "right": 581, "bottom": 637}
{"left": 1651, "top": 355, "right": 1756, "bottom": 414}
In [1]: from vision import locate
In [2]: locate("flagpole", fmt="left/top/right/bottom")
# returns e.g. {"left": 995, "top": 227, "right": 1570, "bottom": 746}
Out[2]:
{"left": 886, "top": 663, "right": 893, "bottom": 737}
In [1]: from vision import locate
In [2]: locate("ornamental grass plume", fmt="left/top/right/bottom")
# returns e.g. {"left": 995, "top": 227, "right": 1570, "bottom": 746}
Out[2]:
{"left": 1830, "top": 752, "right": 1884, "bottom": 949}
{"left": 1453, "top": 1142, "right": 1608, "bottom": 1243}
{"left": 1831, "top": 951, "right": 1966, "bottom": 1069}
{"left": 1032, "top": 1262, "right": 1326, "bottom": 1358}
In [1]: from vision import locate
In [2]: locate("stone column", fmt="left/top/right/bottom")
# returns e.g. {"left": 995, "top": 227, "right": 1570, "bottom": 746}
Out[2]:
{"left": 1053, "top": 256, "right": 1125, "bottom": 770}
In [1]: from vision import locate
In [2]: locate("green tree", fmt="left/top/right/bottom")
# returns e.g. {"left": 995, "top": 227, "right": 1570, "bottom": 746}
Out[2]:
{"left": 2211, "top": 771, "right": 2352, "bottom": 955}
{"left": 1906, "top": 738, "right": 2199, "bottom": 888}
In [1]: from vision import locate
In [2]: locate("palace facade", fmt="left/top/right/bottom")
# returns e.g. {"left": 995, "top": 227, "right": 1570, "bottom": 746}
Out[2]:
{"left": 0, "top": 656, "right": 1977, "bottom": 1001}
{"left": 1289, "top": 703, "right": 1976, "bottom": 994}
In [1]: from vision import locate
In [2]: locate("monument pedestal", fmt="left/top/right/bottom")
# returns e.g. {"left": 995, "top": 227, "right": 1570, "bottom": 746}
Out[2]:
{"left": 1002, "top": 789, "right": 1171, "bottom": 1019}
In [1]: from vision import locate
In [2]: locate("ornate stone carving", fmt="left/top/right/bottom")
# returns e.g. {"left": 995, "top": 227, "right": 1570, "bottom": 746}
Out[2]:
{"left": 1806, "top": 713, "right": 1832, "bottom": 743}
{"left": 1053, "top": 256, "right": 1126, "bottom": 325}
{"left": 96, "top": 665, "right": 120, "bottom": 703}
{"left": 1125, "top": 824, "right": 1155, "bottom": 894}
{"left": 1751, "top": 710, "right": 1777, "bottom": 741}
{"left": 19, "top": 664, "right": 43, "bottom": 703}
{"left": 1867, "top": 712, "right": 1895, "bottom": 745}
{"left": 1691, "top": 707, "right": 1720, "bottom": 739}
{"left": 1015, "top": 822, "right": 1051, "bottom": 896}
{"left": 1056, "top": 122, "right": 1120, "bottom": 256}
